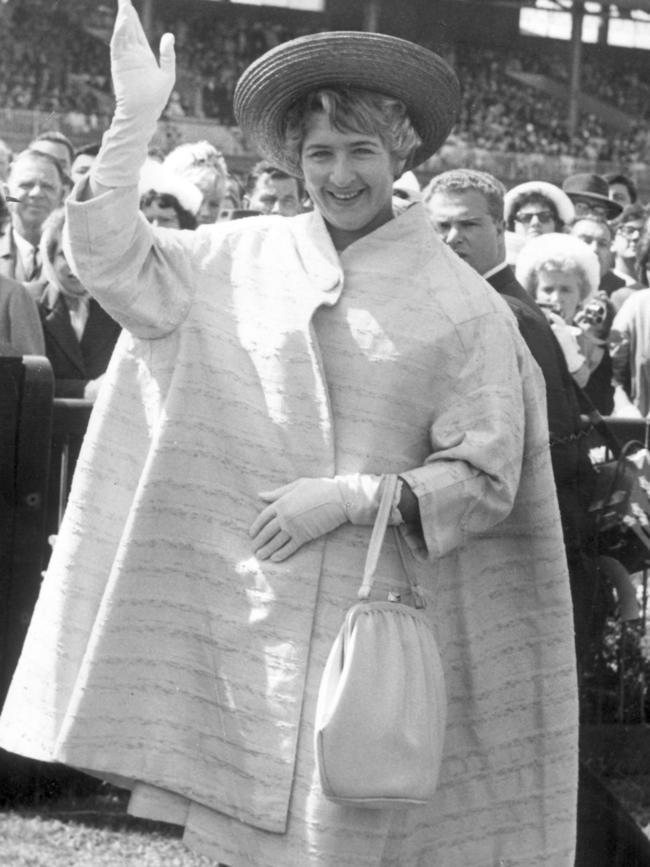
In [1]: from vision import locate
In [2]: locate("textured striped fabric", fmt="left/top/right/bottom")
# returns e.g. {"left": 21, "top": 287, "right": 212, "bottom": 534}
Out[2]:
{"left": 0, "top": 192, "right": 578, "bottom": 865}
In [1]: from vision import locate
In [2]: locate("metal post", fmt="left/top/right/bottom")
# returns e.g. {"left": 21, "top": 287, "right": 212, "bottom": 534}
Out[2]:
{"left": 567, "top": 1, "right": 584, "bottom": 142}
{"left": 364, "top": 0, "right": 381, "bottom": 32}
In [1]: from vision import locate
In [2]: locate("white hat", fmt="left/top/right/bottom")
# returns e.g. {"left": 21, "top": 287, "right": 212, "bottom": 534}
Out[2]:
{"left": 393, "top": 170, "right": 421, "bottom": 194}
{"left": 504, "top": 181, "right": 575, "bottom": 227}
{"left": 139, "top": 160, "right": 202, "bottom": 216}
{"left": 515, "top": 232, "right": 600, "bottom": 302}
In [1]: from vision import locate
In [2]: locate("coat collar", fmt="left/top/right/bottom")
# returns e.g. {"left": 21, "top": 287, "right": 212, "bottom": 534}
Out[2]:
{"left": 287, "top": 202, "right": 434, "bottom": 296}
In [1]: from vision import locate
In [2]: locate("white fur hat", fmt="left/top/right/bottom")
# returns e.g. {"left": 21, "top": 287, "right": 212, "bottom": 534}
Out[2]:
{"left": 514, "top": 232, "right": 600, "bottom": 302}
{"left": 139, "top": 160, "right": 202, "bottom": 216}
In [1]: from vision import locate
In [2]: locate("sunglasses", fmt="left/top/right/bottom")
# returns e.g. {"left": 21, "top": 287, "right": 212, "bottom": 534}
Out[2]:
{"left": 515, "top": 210, "right": 555, "bottom": 225}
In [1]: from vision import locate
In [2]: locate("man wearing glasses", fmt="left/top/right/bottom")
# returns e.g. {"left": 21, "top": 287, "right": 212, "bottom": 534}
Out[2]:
{"left": 562, "top": 172, "right": 623, "bottom": 222}
{"left": 611, "top": 203, "right": 647, "bottom": 291}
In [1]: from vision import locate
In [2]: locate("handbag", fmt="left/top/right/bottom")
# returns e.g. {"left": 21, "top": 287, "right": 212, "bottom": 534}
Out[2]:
{"left": 314, "top": 474, "right": 447, "bottom": 808}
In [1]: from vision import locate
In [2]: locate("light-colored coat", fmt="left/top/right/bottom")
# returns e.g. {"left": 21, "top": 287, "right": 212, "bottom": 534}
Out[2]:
{"left": 0, "top": 188, "right": 578, "bottom": 866}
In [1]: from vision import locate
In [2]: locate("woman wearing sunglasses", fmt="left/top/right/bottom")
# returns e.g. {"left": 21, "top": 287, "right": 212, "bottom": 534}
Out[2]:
{"left": 504, "top": 180, "right": 575, "bottom": 246}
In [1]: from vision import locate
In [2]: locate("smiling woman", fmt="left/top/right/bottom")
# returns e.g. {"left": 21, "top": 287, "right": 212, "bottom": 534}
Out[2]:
{"left": 283, "top": 88, "right": 421, "bottom": 250}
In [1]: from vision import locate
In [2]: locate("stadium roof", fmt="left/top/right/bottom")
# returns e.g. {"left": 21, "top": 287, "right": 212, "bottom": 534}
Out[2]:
{"left": 465, "top": 0, "right": 650, "bottom": 13}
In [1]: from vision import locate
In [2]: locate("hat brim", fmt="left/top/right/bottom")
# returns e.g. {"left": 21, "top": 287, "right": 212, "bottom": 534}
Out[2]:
{"left": 566, "top": 191, "right": 623, "bottom": 220}
{"left": 233, "top": 31, "right": 460, "bottom": 177}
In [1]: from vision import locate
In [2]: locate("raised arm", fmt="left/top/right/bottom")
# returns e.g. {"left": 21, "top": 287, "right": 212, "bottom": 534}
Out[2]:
{"left": 85, "top": 0, "right": 176, "bottom": 199}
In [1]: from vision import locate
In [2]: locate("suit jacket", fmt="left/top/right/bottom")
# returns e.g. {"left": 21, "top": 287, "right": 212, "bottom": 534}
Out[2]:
{"left": 0, "top": 224, "right": 43, "bottom": 283}
{"left": 30, "top": 282, "right": 121, "bottom": 398}
{"left": 0, "top": 224, "right": 19, "bottom": 282}
{"left": 599, "top": 269, "right": 626, "bottom": 298}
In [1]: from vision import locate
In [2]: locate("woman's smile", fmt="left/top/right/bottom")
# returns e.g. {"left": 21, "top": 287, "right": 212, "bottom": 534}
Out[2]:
{"left": 301, "top": 113, "right": 397, "bottom": 249}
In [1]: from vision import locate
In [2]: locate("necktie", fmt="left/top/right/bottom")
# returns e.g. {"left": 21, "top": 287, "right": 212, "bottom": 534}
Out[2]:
{"left": 68, "top": 296, "right": 90, "bottom": 341}
{"left": 27, "top": 247, "right": 40, "bottom": 281}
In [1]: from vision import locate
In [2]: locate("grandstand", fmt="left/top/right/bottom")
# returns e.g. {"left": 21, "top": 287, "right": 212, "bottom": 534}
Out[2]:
{"left": 0, "top": 0, "right": 648, "bottom": 194}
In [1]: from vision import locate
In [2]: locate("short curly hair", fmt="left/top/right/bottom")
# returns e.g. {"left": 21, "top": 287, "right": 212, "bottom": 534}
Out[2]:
{"left": 282, "top": 86, "right": 422, "bottom": 178}
{"left": 515, "top": 232, "right": 600, "bottom": 303}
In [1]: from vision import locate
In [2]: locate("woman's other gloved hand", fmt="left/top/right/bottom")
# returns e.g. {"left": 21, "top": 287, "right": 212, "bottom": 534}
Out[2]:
{"left": 250, "top": 474, "right": 402, "bottom": 562}
{"left": 91, "top": 0, "right": 176, "bottom": 189}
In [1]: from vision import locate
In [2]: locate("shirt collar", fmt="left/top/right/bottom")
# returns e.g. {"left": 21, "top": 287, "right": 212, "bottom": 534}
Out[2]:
{"left": 482, "top": 260, "right": 508, "bottom": 281}
{"left": 13, "top": 228, "right": 38, "bottom": 271}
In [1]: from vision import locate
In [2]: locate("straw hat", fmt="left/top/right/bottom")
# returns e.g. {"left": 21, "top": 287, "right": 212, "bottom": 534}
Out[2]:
{"left": 233, "top": 31, "right": 460, "bottom": 177}
{"left": 504, "top": 181, "right": 575, "bottom": 226}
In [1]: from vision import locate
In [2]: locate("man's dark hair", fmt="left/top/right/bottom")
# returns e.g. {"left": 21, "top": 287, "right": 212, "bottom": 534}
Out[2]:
{"left": 612, "top": 202, "right": 647, "bottom": 229}
{"left": 140, "top": 189, "right": 197, "bottom": 230}
{"left": 604, "top": 171, "right": 638, "bottom": 204}
{"left": 74, "top": 142, "right": 101, "bottom": 160}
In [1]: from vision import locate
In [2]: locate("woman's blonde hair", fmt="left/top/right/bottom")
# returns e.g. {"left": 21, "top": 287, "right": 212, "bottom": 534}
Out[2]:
{"left": 515, "top": 232, "right": 600, "bottom": 303}
{"left": 282, "top": 87, "right": 422, "bottom": 177}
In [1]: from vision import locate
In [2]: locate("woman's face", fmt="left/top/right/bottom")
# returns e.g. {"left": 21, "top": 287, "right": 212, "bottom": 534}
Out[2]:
{"left": 54, "top": 245, "right": 87, "bottom": 299}
{"left": 535, "top": 267, "right": 583, "bottom": 323}
{"left": 300, "top": 112, "right": 398, "bottom": 248}
{"left": 141, "top": 199, "right": 181, "bottom": 229}
{"left": 512, "top": 198, "right": 557, "bottom": 239}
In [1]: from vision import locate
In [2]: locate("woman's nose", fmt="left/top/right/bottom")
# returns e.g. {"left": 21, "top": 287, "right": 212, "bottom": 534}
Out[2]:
{"left": 330, "top": 154, "right": 355, "bottom": 187}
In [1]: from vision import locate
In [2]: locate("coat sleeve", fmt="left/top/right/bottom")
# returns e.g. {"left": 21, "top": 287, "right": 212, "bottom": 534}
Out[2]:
{"left": 64, "top": 182, "right": 215, "bottom": 339}
{"left": 400, "top": 311, "right": 549, "bottom": 560}
{"left": 2, "top": 281, "right": 45, "bottom": 355}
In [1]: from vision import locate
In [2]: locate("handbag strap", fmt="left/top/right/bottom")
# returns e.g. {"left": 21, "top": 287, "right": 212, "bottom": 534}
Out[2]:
{"left": 357, "top": 474, "right": 426, "bottom": 608}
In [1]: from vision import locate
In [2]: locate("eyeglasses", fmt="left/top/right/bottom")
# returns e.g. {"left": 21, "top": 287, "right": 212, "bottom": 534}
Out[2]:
{"left": 515, "top": 210, "right": 555, "bottom": 225}
{"left": 572, "top": 200, "right": 609, "bottom": 219}
{"left": 617, "top": 224, "right": 642, "bottom": 239}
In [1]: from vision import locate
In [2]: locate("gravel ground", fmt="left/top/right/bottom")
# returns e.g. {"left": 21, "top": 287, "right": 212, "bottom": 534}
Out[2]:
{"left": 0, "top": 796, "right": 218, "bottom": 867}
{"left": 3, "top": 775, "right": 650, "bottom": 865}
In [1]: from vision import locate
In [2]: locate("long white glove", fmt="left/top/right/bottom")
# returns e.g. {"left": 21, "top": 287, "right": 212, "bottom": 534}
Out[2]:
{"left": 91, "top": 0, "right": 175, "bottom": 189}
{"left": 250, "top": 474, "right": 403, "bottom": 562}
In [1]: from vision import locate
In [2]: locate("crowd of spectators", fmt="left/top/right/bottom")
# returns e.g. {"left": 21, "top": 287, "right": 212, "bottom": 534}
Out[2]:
{"left": 448, "top": 42, "right": 650, "bottom": 163}
{"left": 0, "top": 3, "right": 111, "bottom": 132}
{"left": 0, "top": 2, "right": 647, "bottom": 163}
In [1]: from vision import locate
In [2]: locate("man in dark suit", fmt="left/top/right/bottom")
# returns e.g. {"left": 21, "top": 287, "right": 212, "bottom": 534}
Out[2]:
{"left": 32, "top": 281, "right": 121, "bottom": 399}
{"left": 425, "top": 167, "right": 650, "bottom": 867}
{"left": 29, "top": 208, "right": 121, "bottom": 399}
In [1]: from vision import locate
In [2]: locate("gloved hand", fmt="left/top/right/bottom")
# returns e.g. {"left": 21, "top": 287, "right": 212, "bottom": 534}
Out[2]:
{"left": 91, "top": 0, "right": 176, "bottom": 189}
{"left": 83, "top": 374, "right": 105, "bottom": 403}
{"left": 250, "top": 474, "right": 402, "bottom": 562}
